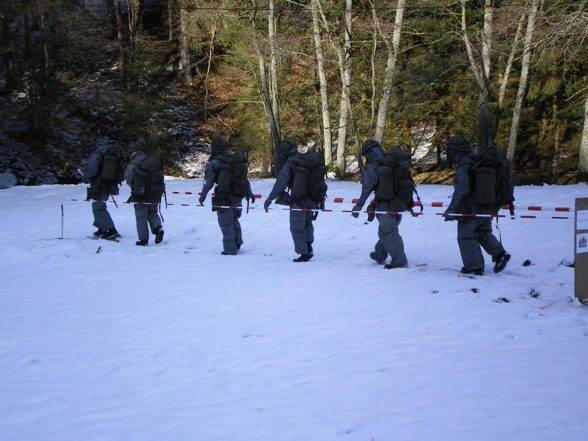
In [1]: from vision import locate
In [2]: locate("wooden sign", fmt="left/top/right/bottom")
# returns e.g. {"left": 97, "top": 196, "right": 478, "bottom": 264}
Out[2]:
{"left": 575, "top": 198, "right": 588, "bottom": 302}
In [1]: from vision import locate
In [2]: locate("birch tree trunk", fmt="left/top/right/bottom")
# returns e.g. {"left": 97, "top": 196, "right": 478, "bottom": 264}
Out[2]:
{"left": 316, "top": 0, "right": 352, "bottom": 176}
{"left": 203, "top": 19, "right": 218, "bottom": 120}
{"left": 311, "top": 0, "right": 333, "bottom": 171}
{"left": 334, "top": 0, "right": 353, "bottom": 177}
{"left": 460, "top": 0, "right": 493, "bottom": 152}
{"left": 250, "top": 1, "right": 280, "bottom": 174}
{"left": 179, "top": 7, "right": 192, "bottom": 84}
{"left": 268, "top": 0, "right": 281, "bottom": 167}
{"left": 373, "top": 0, "right": 406, "bottom": 144}
{"left": 507, "top": 0, "right": 540, "bottom": 162}
{"left": 579, "top": 91, "right": 588, "bottom": 180}
{"left": 496, "top": 10, "right": 526, "bottom": 136}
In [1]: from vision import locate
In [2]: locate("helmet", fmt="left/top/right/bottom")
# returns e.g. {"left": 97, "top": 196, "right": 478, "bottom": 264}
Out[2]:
{"left": 445, "top": 135, "right": 471, "bottom": 168}
{"left": 447, "top": 135, "right": 470, "bottom": 152}
{"left": 278, "top": 139, "right": 297, "bottom": 154}
{"left": 361, "top": 139, "right": 381, "bottom": 156}
{"left": 211, "top": 137, "right": 228, "bottom": 152}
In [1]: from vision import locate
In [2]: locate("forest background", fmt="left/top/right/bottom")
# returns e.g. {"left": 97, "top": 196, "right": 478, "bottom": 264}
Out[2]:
{"left": 1, "top": 0, "right": 587, "bottom": 187}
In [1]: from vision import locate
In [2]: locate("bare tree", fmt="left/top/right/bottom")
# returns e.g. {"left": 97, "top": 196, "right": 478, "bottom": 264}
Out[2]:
{"left": 127, "top": 0, "right": 145, "bottom": 47}
{"left": 179, "top": 5, "right": 192, "bottom": 84}
{"left": 250, "top": 0, "right": 280, "bottom": 173}
{"left": 507, "top": 0, "right": 540, "bottom": 162}
{"left": 310, "top": 0, "right": 333, "bottom": 170}
{"left": 496, "top": 9, "right": 526, "bottom": 135}
{"left": 113, "top": 0, "right": 127, "bottom": 86}
{"left": 372, "top": 0, "right": 406, "bottom": 144}
{"left": 268, "top": 0, "right": 281, "bottom": 168}
{"left": 0, "top": 13, "right": 21, "bottom": 91}
{"left": 459, "top": 0, "right": 494, "bottom": 152}
{"left": 315, "top": 0, "right": 352, "bottom": 177}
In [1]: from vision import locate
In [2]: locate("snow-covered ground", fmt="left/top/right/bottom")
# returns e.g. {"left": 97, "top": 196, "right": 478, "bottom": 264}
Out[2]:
{"left": 1, "top": 179, "right": 587, "bottom": 441}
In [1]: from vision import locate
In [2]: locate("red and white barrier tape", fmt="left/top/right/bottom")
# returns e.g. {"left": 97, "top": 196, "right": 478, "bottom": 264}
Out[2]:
{"left": 68, "top": 198, "right": 572, "bottom": 220}
{"left": 168, "top": 192, "right": 575, "bottom": 214}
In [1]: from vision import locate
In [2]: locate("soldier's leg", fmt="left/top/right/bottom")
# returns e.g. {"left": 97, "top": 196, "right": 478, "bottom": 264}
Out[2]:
{"left": 134, "top": 204, "right": 149, "bottom": 241}
{"left": 233, "top": 208, "right": 243, "bottom": 249}
{"left": 146, "top": 204, "right": 162, "bottom": 232}
{"left": 371, "top": 240, "right": 388, "bottom": 264}
{"left": 92, "top": 192, "right": 115, "bottom": 231}
{"left": 218, "top": 208, "right": 237, "bottom": 255}
{"left": 377, "top": 213, "right": 407, "bottom": 267}
{"left": 290, "top": 209, "right": 310, "bottom": 255}
{"left": 477, "top": 218, "right": 505, "bottom": 259}
{"left": 457, "top": 218, "right": 485, "bottom": 271}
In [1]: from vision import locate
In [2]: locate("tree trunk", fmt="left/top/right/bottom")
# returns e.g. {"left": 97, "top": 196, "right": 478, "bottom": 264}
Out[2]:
{"left": 334, "top": 0, "right": 352, "bottom": 177}
{"left": 250, "top": 1, "right": 280, "bottom": 175}
{"left": 579, "top": 91, "right": 588, "bottom": 181}
{"left": 114, "top": 0, "right": 126, "bottom": 87}
{"left": 179, "top": 7, "right": 192, "bottom": 84}
{"left": 128, "top": 0, "right": 144, "bottom": 49}
{"left": 460, "top": 0, "right": 493, "bottom": 152}
{"left": 1, "top": 15, "right": 21, "bottom": 91}
{"left": 315, "top": 0, "right": 352, "bottom": 177}
{"left": 496, "top": 10, "right": 526, "bottom": 137}
{"left": 507, "top": 0, "right": 540, "bottom": 163}
{"left": 268, "top": 0, "right": 281, "bottom": 167}
{"left": 167, "top": 1, "right": 174, "bottom": 42}
{"left": 204, "top": 19, "right": 218, "bottom": 121}
{"left": 373, "top": 0, "right": 406, "bottom": 144}
{"left": 311, "top": 0, "right": 333, "bottom": 171}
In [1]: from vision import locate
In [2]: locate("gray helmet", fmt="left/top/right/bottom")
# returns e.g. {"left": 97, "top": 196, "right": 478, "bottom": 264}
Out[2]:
{"left": 447, "top": 135, "right": 470, "bottom": 152}
{"left": 278, "top": 139, "right": 297, "bottom": 154}
{"left": 211, "top": 137, "right": 228, "bottom": 152}
{"left": 361, "top": 139, "right": 381, "bottom": 156}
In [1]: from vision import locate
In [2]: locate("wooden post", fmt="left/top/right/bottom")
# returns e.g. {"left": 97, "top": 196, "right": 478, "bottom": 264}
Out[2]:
{"left": 575, "top": 198, "right": 588, "bottom": 302}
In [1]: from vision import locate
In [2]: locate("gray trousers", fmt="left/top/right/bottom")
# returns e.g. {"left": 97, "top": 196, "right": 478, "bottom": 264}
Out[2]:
{"left": 373, "top": 213, "right": 407, "bottom": 266}
{"left": 134, "top": 204, "right": 162, "bottom": 241}
{"left": 217, "top": 207, "right": 243, "bottom": 254}
{"left": 91, "top": 191, "right": 114, "bottom": 231}
{"left": 457, "top": 217, "right": 504, "bottom": 270}
{"left": 290, "top": 202, "right": 315, "bottom": 255}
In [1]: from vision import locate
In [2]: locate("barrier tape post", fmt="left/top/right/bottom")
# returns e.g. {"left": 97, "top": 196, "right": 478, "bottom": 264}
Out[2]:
{"left": 60, "top": 200, "right": 64, "bottom": 240}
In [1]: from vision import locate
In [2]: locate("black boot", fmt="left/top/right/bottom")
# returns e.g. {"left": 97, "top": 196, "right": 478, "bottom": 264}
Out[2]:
{"left": 154, "top": 226, "right": 164, "bottom": 244}
{"left": 370, "top": 252, "right": 386, "bottom": 265}
{"left": 493, "top": 251, "right": 511, "bottom": 273}
{"left": 102, "top": 228, "right": 120, "bottom": 241}
{"left": 136, "top": 239, "right": 148, "bottom": 246}
{"left": 293, "top": 253, "right": 313, "bottom": 262}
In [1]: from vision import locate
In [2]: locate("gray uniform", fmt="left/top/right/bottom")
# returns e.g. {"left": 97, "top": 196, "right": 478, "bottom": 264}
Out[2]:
{"left": 82, "top": 147, "right": 115, "bottom": 233}
{"left": 125, "top": 152, "right": 163, "bottom": 243}
{"left": 266, "top": 151, "right": 316, "bottom": 256}
{"left": 445, "top": 150, "right": 505, "bottom": 271}
{"left": 200, "top": 152, "right": 253, "bottom": 255}
{"left": 352, "top": 146, "right": 408, "bottom": 267}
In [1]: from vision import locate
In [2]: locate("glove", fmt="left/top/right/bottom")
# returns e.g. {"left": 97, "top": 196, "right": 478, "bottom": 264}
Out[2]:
{"left": 264, "top": 198, "right": 271, "bottom": 213}
{"left": 198, "top": 195, "right": 205, "bottom": 205}
{"left": 351, "top": 204, "right": 362, "bottom": 219}
{"left": 443, "top": 212, "right": 457, "bottom": 221}
{"left": 249, "top": 194, "right": 256, "bottom": 204}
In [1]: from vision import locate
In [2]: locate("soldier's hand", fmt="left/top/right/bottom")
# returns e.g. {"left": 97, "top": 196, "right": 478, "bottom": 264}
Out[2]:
{"left": 198, "top": 195, "right": 205, "bottom": 205}
{"left": 264, "top": 199, "right": 271, "bottom": 213}
{"left": 351, "top": 204, "right": 361, "bottom": 218}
